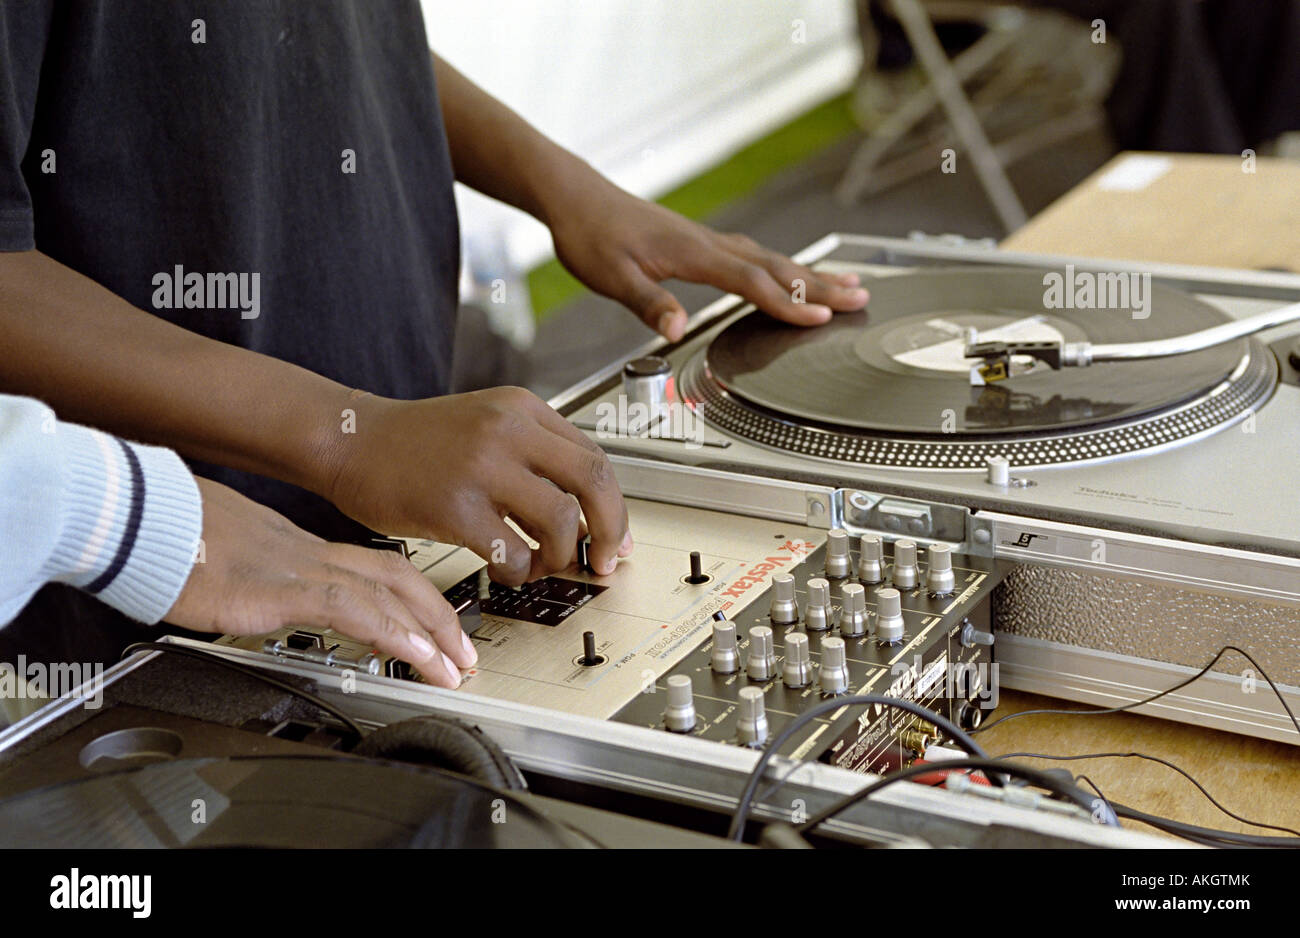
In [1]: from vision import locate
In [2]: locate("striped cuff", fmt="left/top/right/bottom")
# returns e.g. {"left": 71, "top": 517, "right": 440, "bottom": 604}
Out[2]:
{"left": 44, "top": 423, "right": 203, "bottom": 624}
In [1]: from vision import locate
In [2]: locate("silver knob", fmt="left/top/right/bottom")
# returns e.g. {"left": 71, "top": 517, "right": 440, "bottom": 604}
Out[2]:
{"left": 858, "top": 535, "right": 884, "bottom": 584}
{"left": 769, "top": 573, "right": 799, "bottom": 625}
{"left": 839, "top": 582, "right": 867, "bottom": 638}
{"left": 622, "top": 356, "right": 671, "bottom": 432}
{"left": 804, "top": 577, "right": 833, "bottom": 632}
{"left": 876, "top": 587, "right": 905, "bottom": 644}
{"left": 927, "top": 543, "right": 955, "bottom": 594}
{"left": 986, "top": 455, "right": 1010, "bottom": 487}
{"left": 825, "top": 528, "right": 852, "bottom": 579}
{"left": 711, "top": 618, "right": 739, "bottom": 674}
{"left": 819, "top": 636, "right": 849, "bottom": 695}
{"left": 892, "top": 539, "right": 918, "bottom": 590}
{"left": 736, "top": 686, "right": 769, "bottom": 747}
{"left": 783, "top": 632, "right": 812, "bottom": 688}
{"left": 747, "top": 625, "right": 775, "bottom": 681}
{"left": 663, "top": 674, "right": 696, "bottom": 733}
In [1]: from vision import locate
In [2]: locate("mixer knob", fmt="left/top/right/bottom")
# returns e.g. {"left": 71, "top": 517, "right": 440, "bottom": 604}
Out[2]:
{"left": 685, "top": 550, "right": 710, "bottom": 584}
{"left": 663, "top": 674, "right": 697, "bottom": 733}
{"left": 825, "top": 528, "right": 852, "bottom": 579}
{"left": 839, "top": 582, "right": 868, "bottom": 638}
{"left": 876, "top": 588, "right": 905, "bottom": 644}
{"left": 711, "top": 618, "right": 740, "bottom": 674}
{"left": 769, "top": 573, "right": 799, "bottom": 625}
{"left": 747, "top": 626, "right": 776, "bottom": 681}
{"left": 736, "top": 686, "right": 769, "bottom": 747}
{"left": 858, "top": 535, "right": 884, "bottom": 584}
{"left": 892, "top": 539, "right": 918, "bottom": 590}
{"left": 819, "top": 637, "right": 850, "bottom": 695}
{"left": 927, "top": 543, "right": 956, "bottom": 594}
{"left": 783, "top": 632, "right": 813, "bottom": 688}
{"left": 804, "top": 577, "right": 833, "bottom": 632}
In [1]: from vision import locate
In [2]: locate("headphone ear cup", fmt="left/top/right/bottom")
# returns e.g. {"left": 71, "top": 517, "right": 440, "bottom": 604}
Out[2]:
{"left": 352, "top": 715, "right": 526, "bottom": 790}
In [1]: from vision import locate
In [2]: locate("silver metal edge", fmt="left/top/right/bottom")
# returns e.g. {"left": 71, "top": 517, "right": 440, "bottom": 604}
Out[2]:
{"left": 982, "top": 511, "right": 1300, "bottom": 605}
{"left": 996, "top": 634, "right": 1300, "bottom": 745}
{"left": 826, "top": 234, "right": 1300, "bottom": 302}
{"left": 154, "top": 636, "right": 1169, "bottom": 848}
{"left": 610, "top": 454, "right": 835, "bottom": 527}
{"left": 0, "top": 650, "right": 161, "bottom": 750}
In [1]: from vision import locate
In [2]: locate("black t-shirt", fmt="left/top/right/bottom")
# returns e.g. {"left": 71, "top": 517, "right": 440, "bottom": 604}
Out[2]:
{"left": 0, "top": 1, "right": 461, "bottom": 662}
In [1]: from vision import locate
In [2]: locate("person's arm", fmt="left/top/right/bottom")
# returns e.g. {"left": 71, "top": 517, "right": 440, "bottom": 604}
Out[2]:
{"left": 0, "top": 393, "right": 202, "bottom": 626}
{"left": 431, "top": 54, "right": 870, "bottom": 341}
{"left": 0, "top": 251, "right": 350, "bottom": 495}
{"left": 0, "top": 251, "right": 629, "bottom": 584}
{"left": 0, "top": 394, "right": 470, "bottom": 687}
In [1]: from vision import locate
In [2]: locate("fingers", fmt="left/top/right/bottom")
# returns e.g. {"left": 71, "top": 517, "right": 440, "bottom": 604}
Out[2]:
{"left": 280, "top": 571, "right": 463, "bottom": 688}
{"left": 514, "top": 395, "right": 631, "bottom": 573}
{"left": 500, "top": 474, "right": 584, "bottom": 581}
{"left": 331, "top": 544, "right": 477, "bottom": 668}
{"left": 457, "top": 504, "right": 536, "bottom": 587}
{"left": 618, "top": 262, "right": 688, "bottom": 340}
{"left": 519, "top": 436, "right": 627, "bottom": 577}
{"left": 724, "top": 233, "right": 869, "bottom": 311}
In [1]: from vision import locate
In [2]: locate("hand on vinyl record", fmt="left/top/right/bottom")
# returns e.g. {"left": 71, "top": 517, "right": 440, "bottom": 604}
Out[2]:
{"left": 321, "top": 388, "right": 632, "bottom": 586}
{"left": 165, "top": 478, "right": 474, "bottom": 688}
{"left": 548, "top": 178, "right": 869, "bottom": 341}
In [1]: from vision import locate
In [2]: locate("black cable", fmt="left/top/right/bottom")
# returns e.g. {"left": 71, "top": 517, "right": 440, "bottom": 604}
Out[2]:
{"left": 795, "top": 756, "right": 1117, "bottom": 836}
{"left": 1107, "top": 800, "right": 1300, "bottom": 848}
{"left": 726, "top": 694, "right": 990, "bottom": 841}
{"left": 996, "top": 749, "right": 1300, "bottom": 837}
{"left": 973, "top": 644, "right": 1300, "bottom": 739}
{"left": 121, "top": 641, "right": 363, "bottom": 740}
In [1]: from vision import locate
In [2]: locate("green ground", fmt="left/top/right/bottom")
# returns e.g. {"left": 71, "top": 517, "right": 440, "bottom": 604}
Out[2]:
{"left": 527, "top": 92, "right": 859, "bottom": 319}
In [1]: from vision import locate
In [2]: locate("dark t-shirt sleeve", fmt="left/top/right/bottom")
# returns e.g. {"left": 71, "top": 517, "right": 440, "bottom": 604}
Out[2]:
{"left": 0, "top": 2, "right": 53, "bottom": 250}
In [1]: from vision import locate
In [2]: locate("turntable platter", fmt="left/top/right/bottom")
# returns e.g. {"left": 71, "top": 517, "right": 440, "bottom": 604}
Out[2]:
{"left": 683, "top": 268, "right": 1276, "bottom": 469}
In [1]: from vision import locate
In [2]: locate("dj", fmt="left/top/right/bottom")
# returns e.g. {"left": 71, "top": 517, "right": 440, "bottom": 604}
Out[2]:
{"left": 0, "top": 3, "right": 868, "bottom": 686}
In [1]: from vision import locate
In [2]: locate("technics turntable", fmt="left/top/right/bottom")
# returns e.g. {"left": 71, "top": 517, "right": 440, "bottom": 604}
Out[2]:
{"left": 558, "top": 234, "right": 1300, "bottom": 744}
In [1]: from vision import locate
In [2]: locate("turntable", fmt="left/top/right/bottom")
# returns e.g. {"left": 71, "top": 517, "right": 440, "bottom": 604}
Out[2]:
{"left": 562, "top": 234, "right": 1300, "bottom": 744}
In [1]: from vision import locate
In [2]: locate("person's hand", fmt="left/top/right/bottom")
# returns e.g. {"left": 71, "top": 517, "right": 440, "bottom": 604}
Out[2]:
{"left": 323, "top": 387, "right": 631, "bottom": 587}
{"left": 166, "top": 478, "right": 473, "bottom": 688}
{"left": 547, "top": 177, "right": 870, "bottom": 341}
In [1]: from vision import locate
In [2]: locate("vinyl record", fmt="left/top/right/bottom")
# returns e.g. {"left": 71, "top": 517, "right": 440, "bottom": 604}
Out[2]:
{"left": 705, "top": 267, "right": 1247, "bottom": 436}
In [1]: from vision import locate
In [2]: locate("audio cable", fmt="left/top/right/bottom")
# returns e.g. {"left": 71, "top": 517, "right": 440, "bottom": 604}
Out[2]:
{"left": 972, "top": 644, "right": 1300, "bottom": 739}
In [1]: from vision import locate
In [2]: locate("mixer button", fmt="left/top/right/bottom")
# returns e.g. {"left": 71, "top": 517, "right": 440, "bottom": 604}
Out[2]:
{"left": 783, "top": 632, "right": 813, "bottom": 688}
{"left": 663, "top": 675, "right": 697, "bottom": 733}
{"left": 769, "top": 573, "right": 799, "bottom": 625}
{"left": 927, "top": 543, "right": 956, "bottom": 595}
{"left": 804, "top": 577, "right": 834, "bottom": 632}
{"left": 839, "top": 582, "right": 868, "bottom": 638}
{"left": 819, "top": 637, "right": 850, "bottom": 695}
{"left": 825, "top": 528, "right": 852, "bottom": 579}
{"left": 876, "top": 588, "right": 905, "bottom": 645}
{"left": 711, "top": 619, "right": 740, "bottom": 674}
{"left": 858, "top": 535, "right": 884, "bottom": 584}
{"left": 892, "top": 539, "right": 919, "bottom": 590}
{"left": 747, "top": 626, "right": 776, "bottom": 681}
{"left": 737, "top": 686, "right": 769, "bottom": 747}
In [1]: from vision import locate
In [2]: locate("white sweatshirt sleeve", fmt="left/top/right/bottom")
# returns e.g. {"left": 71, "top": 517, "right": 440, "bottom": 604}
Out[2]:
{"left": 0, "top": 394, "right": 203, "bottom": 626}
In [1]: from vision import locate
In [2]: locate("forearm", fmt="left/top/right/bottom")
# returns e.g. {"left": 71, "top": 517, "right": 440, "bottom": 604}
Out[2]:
{"left": 432, "top": 53, "right": 609, "bottom": 226}
{"left": 0, "top": 395, "right": 202, "bottom": 626}
{"left": 0, "top": 250, "right": 352, "bottom": 497}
